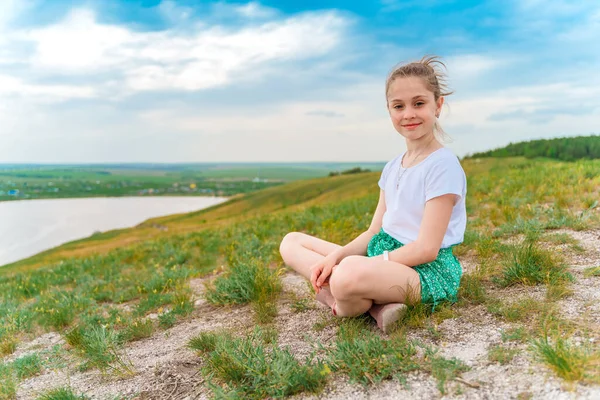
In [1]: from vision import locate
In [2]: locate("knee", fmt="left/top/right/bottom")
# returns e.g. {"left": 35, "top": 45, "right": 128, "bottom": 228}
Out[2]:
{"left": 279, "top": 232, "right": 302, "bottom": 262}
{"left": 329, "top": 256, "right": 367, "bottom": 300}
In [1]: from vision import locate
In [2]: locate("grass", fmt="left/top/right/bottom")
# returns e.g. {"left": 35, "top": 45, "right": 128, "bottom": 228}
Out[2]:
{"left": 188, "top": 326, "right": 328, "bottom": 399}
{"left": 0, "top": 156, "right": 599, "bottom": 395}
{"left": 501, "top": 327, "right": 529, "bottom": 343}
{"left": 486, "top": 297, "right": 546, "bottom": 323}
{"left": 495, "top": 240, "right": 572, "bottom": 288}
{"left": 422, "top": 346, "right": 470, "bottom": 395}
{"left": 457, "top": 272, "right": 487, "bottom": 305}
{"left": 35, "top": 387, "right": 89, "bottom": 400}
{"left": 118, "top": 318, "right": 154, "bottom": 342}
{"left": 0, "top": 335, "right": 18, "bottom": 356}
{"left": 0, "top": 363, "right": 17, "bottom": 400}
{"left": 290, "top": 297, "right": 313, "bottom": 313}
{"left": 204, "top": 249, "right": 283, "bottom": 324}
{"left": 531, "top": 336, "right": 600, "bottom": 384}
{"left": 488, "top": 344, "right": 519, "bottom": 365}
{"left": 12, "top": 353, "right": 43, "bottom": 379}
{"left": 326, "top": 317, "right": 419, "bottom": 385}
{"left": 65, "top": 325, "right": 134, "bottom": 377}
{"left": 583, "top": 266, "right": 600, "bottom": 277}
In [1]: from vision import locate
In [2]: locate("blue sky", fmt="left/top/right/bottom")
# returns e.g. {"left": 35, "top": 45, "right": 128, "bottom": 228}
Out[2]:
{"left": 0, "top": 0, "right": 598, "bottom": 162}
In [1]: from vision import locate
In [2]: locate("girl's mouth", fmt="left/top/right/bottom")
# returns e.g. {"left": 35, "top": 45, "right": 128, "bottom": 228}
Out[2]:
{"left": 403, "top": 123, "right": 421, "bottom": 129}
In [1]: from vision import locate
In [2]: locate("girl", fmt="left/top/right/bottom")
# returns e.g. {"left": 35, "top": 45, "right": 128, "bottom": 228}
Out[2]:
{"left": 279, "top": 56, "right": 467, "bottom": 333}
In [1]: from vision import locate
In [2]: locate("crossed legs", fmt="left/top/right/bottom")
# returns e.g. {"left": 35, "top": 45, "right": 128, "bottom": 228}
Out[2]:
{"left": 279, "top": 232, "right": 421, "bottom": 319}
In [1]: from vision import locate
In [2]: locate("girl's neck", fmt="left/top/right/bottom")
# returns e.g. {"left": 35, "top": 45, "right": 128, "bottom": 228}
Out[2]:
{"left": 405, "top": 134, "right": 441, "bottom": 155}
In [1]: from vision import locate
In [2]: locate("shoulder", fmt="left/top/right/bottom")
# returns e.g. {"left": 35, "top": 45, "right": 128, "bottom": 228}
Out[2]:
{"left": 427, "top": 148, "right": 464, "bottom": 170}
{"left": 424, "top": 148, "right": 466, "bottom": 182}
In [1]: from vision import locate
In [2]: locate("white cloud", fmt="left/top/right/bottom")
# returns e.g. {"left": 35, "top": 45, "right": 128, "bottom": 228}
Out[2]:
{"left": 0, "top": 0, "right": 30, "bottom": 29}
{"left": 7, "top": 7, "right": 347, "bottom": 94}
{"left": 126, "top": 13, "right": 347, "bottom": 91}
{"left": 28, "top": 9, "right": 134, "bottom": 71}
{"left": 234, "top": 2, "right": 277, "bottom": 19}
{"left": 0, "top": 74, "right": 95, "bottom": 100}
{"left": 157, "top": 0, "right": 193, "bottom": 23}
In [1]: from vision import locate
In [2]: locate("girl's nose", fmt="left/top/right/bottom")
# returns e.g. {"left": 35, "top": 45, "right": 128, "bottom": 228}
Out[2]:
{"left": 404, "top": 107, "right": 416, "bottom": 119}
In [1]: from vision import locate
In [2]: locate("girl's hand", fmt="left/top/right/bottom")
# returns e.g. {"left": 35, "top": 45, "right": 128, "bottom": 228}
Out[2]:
{"left": 310, "top": 253, "right": 340, "bottom": 293}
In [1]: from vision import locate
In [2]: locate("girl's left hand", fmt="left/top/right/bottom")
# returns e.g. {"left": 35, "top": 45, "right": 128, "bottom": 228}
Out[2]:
{"left": 310, "top": 253, "right": 339, "bottom": 293}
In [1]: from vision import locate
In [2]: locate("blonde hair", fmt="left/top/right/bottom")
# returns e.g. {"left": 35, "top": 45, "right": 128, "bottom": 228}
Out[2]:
{"left": 385, "top": 55, "right": 453, "bottom": 142}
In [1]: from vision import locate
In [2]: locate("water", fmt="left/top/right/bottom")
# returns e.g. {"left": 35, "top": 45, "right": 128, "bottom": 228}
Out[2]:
{"left": 0, "top": 196, "right": 228, "bottom": 267}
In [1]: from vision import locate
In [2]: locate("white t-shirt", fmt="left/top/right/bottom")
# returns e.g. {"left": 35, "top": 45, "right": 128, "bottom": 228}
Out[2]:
{"left": 378, "top": 147, "right": 467, "bottom": 248}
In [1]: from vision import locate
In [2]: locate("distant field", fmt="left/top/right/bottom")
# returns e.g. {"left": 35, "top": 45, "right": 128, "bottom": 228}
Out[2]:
{"left": 0, "top": 163, "right": 384, "bottom": 202}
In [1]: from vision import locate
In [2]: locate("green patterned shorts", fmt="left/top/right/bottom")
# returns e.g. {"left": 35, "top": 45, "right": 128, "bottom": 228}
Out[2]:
{"left": 367, "top": 228, "right": 462, "bottom": 309}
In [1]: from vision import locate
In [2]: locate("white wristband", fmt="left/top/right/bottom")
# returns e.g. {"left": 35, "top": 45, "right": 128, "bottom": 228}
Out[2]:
{"left": 383, "top": 250, "right": 389, "bottom": 261}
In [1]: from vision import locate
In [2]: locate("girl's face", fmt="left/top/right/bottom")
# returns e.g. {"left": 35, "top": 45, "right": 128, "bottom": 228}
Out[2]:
{"left": 386, "top": 76, "right": 443, "bottom": 141}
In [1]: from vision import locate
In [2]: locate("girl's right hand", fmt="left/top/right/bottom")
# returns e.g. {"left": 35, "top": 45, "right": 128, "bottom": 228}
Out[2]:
{"left": 310, "top": 253, "right": 340, "bottom": 293}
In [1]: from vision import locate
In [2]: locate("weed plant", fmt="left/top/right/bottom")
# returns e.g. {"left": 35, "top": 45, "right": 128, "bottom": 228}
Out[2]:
{"left": 422, "top": 346, "right": 470, "bottom": 395}
{"left": 531, "top": 336, "right": 600, "bottom": 383}
{"left": 35, "top": 386, "right": 89, "bottom": 400}
{"left": 327, "top": 318, "right": 419, "bottom": 385}
{"left": 495, "top": 240, "right": 572, "bottom": 288}
{"left": 0, "top": 335, "right": 18, "bottom": 356}
{"left": 583, "top": 266, "right": 600, "bottom": 277}
{"left": 12, "top": 353, "right": 43, "bottom": 379}
{"left": 117, "top": 318, "right": 154, "bottom": 342}
{"left": 158, "top": 311, "right": 177, "bottom": 329}
{"left": 488, "top": 344, "right": 518, "bottom": 365}
{"left": 0, "top": 362, "right": 17, "bottom": 400}
{"left": 188, "top": 327, "right": 327, "bottom": 399}
{"left": 66, "top": 325, "right": 134, "bottom": 377}
{"left": 501, "top": 327, "right": 528, "bottom": 343}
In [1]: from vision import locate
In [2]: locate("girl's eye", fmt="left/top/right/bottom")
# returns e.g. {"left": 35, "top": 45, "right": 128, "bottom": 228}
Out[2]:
{"left": 393, "top": 104, "right": 404, "bottom": 109}
{"left": 415, "top": 101, "right": 425, "bottom": 107}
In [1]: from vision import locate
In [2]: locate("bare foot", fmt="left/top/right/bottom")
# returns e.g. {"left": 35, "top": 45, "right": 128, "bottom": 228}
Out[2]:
{"left": 315, "top": 286, "right": 335, "bottom": 309}
{"left": 369, "top": 303, "right": 407, "bottom": 334}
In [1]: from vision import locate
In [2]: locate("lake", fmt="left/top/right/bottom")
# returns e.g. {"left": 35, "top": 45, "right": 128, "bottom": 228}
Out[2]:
{"left": 0, "top": 196, "right": 228, "bottom": 267}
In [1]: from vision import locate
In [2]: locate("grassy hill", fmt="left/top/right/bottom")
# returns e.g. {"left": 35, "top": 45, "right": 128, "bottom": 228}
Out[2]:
{"left": 1, "top": 156, "right": 599, "bottom": 399}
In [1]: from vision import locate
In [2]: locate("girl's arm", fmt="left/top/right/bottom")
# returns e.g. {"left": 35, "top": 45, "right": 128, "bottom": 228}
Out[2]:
{"left": 386, "top": 194, "right": 456, "bottom": 266}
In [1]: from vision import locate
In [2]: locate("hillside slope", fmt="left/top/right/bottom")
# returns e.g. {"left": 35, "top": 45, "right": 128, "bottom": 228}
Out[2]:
{"left": 1, "top": 157, "right": 599, "bottom": 399}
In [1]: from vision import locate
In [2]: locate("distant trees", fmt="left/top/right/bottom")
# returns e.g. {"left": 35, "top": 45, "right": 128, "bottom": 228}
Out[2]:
{"left": 467, "top": 135, "right": 600, "bottom": 161}
{"left": 328, "top": 167, "right": 371, "bottom": 177}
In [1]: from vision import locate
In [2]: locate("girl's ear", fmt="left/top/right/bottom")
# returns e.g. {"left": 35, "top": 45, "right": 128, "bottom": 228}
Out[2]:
{"left": 436, "top": 96, "right": 444, "bottom": 116}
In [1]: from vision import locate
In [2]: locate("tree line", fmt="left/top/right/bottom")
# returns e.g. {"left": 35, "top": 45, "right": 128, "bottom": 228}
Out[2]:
{"left": 466, "top": 135, "right": 600, "bottom": 161}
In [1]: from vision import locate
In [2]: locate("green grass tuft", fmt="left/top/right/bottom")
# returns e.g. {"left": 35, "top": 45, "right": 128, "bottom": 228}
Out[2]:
{"left": 531, "top": 336, "right": 600, "bottom": 384}
{"left": 65, "top": 325, "right": 134, "bottom": 377}
{"left": 118, "top": 318, "right": 154, "bottom": 343}
{"left": 422, "top": 346, "right": 470, "bottom": 394}
{"left": 583, "top": 266, "right": 600, "bottom": 277}
{"left": 0, "top": 363, "right": 17, "bottom": 400}
{"left": 501, "top": 327, "right": 528, "bottom": 343}
{"left": 327, "top": 318, "right": 419, "bottom": 385}
{"left": 12, "top": 353, "right": 43, "bottom": 380}
{"left": 188, "top": 331, "right": 219, "bottom": 354}
{"left": 488, "top": 344, "right": 518, "bottom": 365}
{"left": 205, "top": 258, "right": 282, "bottom": 306}
{"left": 191, "top": 326, "right": 327, "bottom": 399}
{"left": 0, "top": 335, "right": 18, "bottom": 357}
{"left": 496, "top": 240, "right": 572, "bottom": 287}
{"left": 35, "top": 387, "right": 89, "bottom": 400}
{"left": 457, "top": 272, "right": 488, "bottom": 305}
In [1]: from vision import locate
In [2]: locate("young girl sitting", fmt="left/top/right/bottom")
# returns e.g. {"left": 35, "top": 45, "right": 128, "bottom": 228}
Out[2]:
{"left": 279, "top": 56, "right": 467, "bottom": 333}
